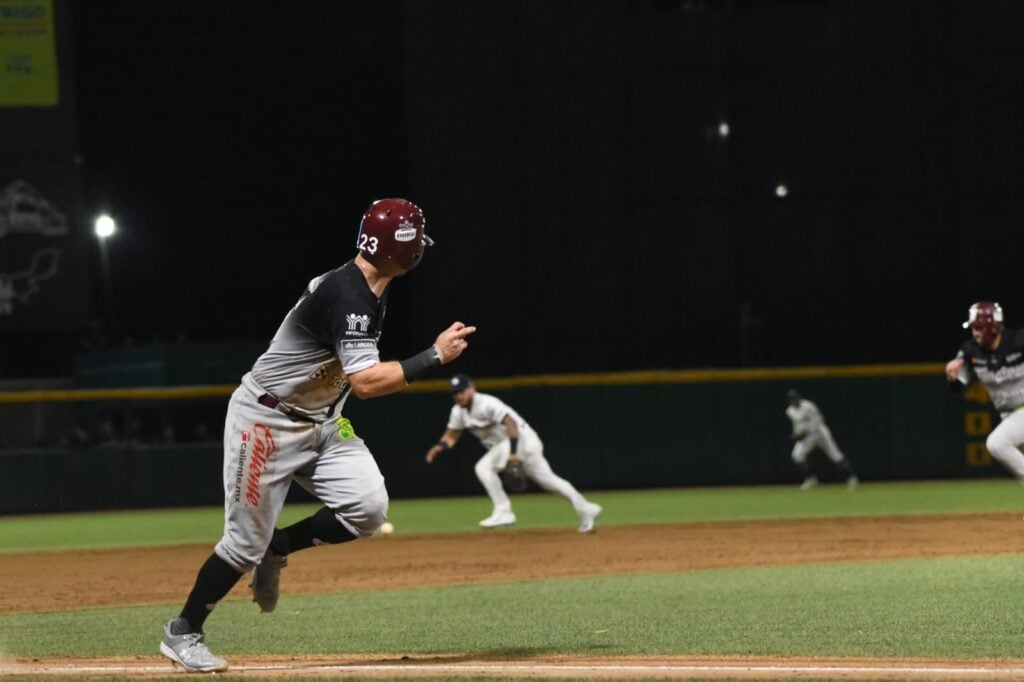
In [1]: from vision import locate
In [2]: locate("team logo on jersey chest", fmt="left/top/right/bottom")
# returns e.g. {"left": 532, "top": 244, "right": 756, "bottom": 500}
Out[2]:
{"left": 394, "top": 220, "right": 417, "bottom": 242}
{"left": 310, "top": 363, "right": 347, "bottom": 389}
{"left": 346, "top": 313, "right": 370, "bottom": 333}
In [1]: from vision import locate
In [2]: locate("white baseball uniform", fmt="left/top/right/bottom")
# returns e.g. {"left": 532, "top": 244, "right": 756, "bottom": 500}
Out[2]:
{"left": 447, "top": 392, "right": 593, "bottom": 518}
{"left": 786, "top": 399, "right": 846, "bottom": 465}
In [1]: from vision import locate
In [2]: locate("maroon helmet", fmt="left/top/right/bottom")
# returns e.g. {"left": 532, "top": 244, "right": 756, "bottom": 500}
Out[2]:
{"left": 355, "top": 198, "right": 433, "bottom": 272}
{"left": 963, "top": 301, "right": 1004, "bottom": 348}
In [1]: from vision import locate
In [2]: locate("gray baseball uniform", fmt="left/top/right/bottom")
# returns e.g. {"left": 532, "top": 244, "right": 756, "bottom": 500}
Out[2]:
{"left": 953, "top": 328, "right": 1024, "bottom": 481}
{"left": 160, "top": 198, "right": 449, "bottom": 674}
{"left": 785, "top": 394, "right": 858, "bottom": 490}
{"left": 215, "top": 260, "right": 389, "bottom": 572}
{"left": 786, "top": 399, "right": 845, "bottom": 465}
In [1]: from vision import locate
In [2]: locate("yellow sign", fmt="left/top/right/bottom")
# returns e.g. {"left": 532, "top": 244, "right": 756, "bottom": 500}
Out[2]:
{"left": 0, "top": 0, "right": 58, "bottom": 106}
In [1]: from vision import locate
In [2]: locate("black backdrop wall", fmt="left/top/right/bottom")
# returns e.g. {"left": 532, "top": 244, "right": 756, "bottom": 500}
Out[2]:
{"left": 399, "top": 0, "right": 1024, "bottom": 376}
{"left": 5, "top": 1, "right": 1022, "bottom": 380}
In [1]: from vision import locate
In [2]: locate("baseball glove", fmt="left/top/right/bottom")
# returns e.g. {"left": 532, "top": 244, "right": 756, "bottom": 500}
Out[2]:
{"left": 499, "top": 459, "right": 528, "bottom": 493}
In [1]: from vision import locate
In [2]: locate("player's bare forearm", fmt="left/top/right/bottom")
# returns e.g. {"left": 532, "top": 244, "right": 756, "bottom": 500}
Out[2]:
{"left": 426, "top": 430, "right": 461, "bottom": 463}
{"left": 348, "top": 361, "right": 409, "bottom": 399}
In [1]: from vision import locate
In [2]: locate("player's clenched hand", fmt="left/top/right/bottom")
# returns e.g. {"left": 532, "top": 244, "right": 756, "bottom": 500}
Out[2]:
{"left": 945, "top": 358, "right": 964, "bottom": 382}
{"left": 425, "top": 445, "right": 443, "bottom": 464}
{"left": 434, "top": 322, "right": 477, "bottom": 364}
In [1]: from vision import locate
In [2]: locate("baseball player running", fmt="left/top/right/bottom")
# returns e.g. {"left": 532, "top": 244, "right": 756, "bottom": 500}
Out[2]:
{"left": 945, "top": 301, "right": 1024, "bottom": 482}
{"left": 785, "top": 389, "right": 859, "bottom": 490}
{"left": 425, "top": 374, "right": 602, "bottom": 532}
{"left": 159, "top": 199, "right": 476, "bottom": 673}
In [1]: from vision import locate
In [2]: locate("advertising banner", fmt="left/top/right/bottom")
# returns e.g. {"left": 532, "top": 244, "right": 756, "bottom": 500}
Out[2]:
{"left": 0, "top": 0, "right": 59, "bottom": 107}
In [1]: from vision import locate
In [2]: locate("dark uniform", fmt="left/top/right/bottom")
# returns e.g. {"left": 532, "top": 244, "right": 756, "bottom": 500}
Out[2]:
{"left": 953, "top": 328, "right": 1024, "bottom": 481}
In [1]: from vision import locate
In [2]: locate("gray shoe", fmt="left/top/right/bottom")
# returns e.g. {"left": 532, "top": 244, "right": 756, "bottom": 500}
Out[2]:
{"left": 159, "top": 618, "right": 228, "bottom": 673}
{"left": 250, "top": 552, "right": 287, "bottom": 613}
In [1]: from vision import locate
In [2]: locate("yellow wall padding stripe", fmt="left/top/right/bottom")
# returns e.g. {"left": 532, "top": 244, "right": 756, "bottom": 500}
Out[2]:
{"left": 0, "top": 362, "right": 945, "bottom": 404}
{"left": 0, "top": 385, "right": 234, "bottom": 404}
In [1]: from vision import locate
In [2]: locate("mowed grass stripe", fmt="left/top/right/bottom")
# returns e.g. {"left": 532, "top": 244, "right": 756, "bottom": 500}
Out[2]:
{"left": 3, "top": 553, "right": 1024, "bottom": 660}
{"left": 2, "top": 479, "right": 1024, "bottom": 554}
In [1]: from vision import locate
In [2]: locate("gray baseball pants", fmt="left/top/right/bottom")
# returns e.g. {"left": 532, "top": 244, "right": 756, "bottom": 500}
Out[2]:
{"left": 214, "top": 379, "right": 388, "bottom": 572}
{"left": 986, "top": 408, "right": 1024, "bottom": 483}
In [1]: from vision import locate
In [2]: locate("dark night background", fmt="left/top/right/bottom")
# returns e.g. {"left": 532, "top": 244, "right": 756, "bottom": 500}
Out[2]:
{"left": 5, "top": 0, "right": 1024, "bottom": 379}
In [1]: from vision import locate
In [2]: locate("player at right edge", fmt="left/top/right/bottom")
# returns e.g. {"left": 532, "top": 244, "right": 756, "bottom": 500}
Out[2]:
{"left": 946, "top": 301, "right": 1024, "bottom": 483}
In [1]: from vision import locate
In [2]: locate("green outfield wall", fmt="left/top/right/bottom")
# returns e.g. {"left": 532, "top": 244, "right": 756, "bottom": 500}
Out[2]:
{"left": 0, "top": 364, "right": 1003, "bottom": 514}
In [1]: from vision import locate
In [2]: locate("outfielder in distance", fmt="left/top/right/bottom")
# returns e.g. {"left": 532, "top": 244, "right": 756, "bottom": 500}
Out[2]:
{"left": 785, "top": 389, "right": 859, "bottom": 490}
{"left": 159, "top": 199, "right": 476, "bottom": 673}
{"left": 425, "top": 373, "right": 602, "bottom": 533}
{"left": 946, "top": 301, "right": 1024, "bottom": 483}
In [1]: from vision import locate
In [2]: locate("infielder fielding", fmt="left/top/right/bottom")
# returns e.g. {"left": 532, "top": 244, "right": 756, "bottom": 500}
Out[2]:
{"left": 785, "top": 389, "right": 859, "bottom": 490}
{"left": 159, "top": 199, "right": 476, "bottom": 673}
{"left": 425, "top": 374, "right": 602, "bottom": 532}
{"left": 945, "top": 301, "right": 1024, "bottom": 482}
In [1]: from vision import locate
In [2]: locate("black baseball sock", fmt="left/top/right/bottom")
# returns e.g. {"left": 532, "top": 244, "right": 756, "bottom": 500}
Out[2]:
{"left": 178, "top": 552, "right": 244, "bottom": 632}
{"left": 796, "top": 461, "right": 812, "bottom": 477}
{"left": 268, "top": 506, "right": 357, "bottom": 555}
{"left": 836, "top": 459, "right": 856, "bottom": 477}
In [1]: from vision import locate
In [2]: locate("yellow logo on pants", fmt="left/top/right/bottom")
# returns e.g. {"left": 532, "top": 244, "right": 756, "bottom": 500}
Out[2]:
{"left": 335, "top": 416, "right": 357, "bottom": 441}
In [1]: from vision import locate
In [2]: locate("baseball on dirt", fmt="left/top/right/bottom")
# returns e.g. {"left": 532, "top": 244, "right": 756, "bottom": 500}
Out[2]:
{"left": 379, "top": 522, "right": 395, "bottom": 535}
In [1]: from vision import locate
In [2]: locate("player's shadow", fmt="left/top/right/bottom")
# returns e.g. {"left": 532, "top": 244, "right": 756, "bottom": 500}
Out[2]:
{"left": 387, "top": 648, "right": 558, "bottom": 662}
{"left": 257, "top": 647, "right": 621, "bottom": 674}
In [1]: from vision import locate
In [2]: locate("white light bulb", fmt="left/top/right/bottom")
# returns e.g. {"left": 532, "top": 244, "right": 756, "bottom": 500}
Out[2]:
{"left": 94, "top": 214, "right": 117, "bottom": 238}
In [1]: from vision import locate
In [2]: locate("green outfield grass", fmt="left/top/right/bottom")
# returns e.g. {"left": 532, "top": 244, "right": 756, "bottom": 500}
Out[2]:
{"left": 3, "top": 553, "right": 1024, "bottom": 661}
{"left": 1, "top": 479, "right": 1022, "bottom": 554}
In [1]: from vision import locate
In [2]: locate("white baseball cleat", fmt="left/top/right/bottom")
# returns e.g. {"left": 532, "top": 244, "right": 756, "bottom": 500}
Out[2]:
{"left": 846, "top": 476, "right": 860, "bottom": 490}
{"left": 160, "top": 618, "right": 229, "bottom": 673}
{"left": 578, "top": 502, "right": 602, "bottom": 533}
{"left": 799, "top": 476, "right": 819, "bottom": 491}
{"left": 479, "top": 510, "right": 516, "bottom": 528}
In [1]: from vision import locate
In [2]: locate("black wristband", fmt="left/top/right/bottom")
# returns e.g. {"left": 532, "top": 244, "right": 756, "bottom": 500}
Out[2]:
{"left": 400, "top": 346, "right": 441, "bottom": 383}
{"left": 509, "top": 436, "right": 518, "bottom": 455}
{"left": 437, "top": 440, "right": 450, "bottom": 451}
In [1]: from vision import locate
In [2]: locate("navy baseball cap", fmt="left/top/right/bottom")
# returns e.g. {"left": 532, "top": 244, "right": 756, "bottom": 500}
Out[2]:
{"left": 450, "top": 373, "right": 473, "bottom": 393}
{"left": 786, "top": 389, "right": 801, "bottom": 399}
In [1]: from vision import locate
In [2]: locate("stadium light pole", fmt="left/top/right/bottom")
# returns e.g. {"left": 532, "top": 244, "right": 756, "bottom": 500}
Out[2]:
{"left": 93, "top": 214, "right": 117, "bottom": 339}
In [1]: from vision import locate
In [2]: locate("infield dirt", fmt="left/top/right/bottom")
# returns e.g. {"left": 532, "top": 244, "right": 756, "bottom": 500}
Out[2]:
{"left": 4, "top": 512, "right": 1023, "bottom": 613}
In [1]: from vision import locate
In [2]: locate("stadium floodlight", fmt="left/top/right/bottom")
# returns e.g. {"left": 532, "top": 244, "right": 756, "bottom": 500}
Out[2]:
{"left": 94, "top": 214, "right": 117, "bottom": 238}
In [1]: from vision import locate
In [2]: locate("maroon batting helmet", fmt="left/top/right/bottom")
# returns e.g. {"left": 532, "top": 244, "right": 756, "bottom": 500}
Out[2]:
{"left": 963, "top": 301, "right": 1004, "bottom": 348}
{"left": 356, "top": 198, "right": 433, "bottom": 272}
